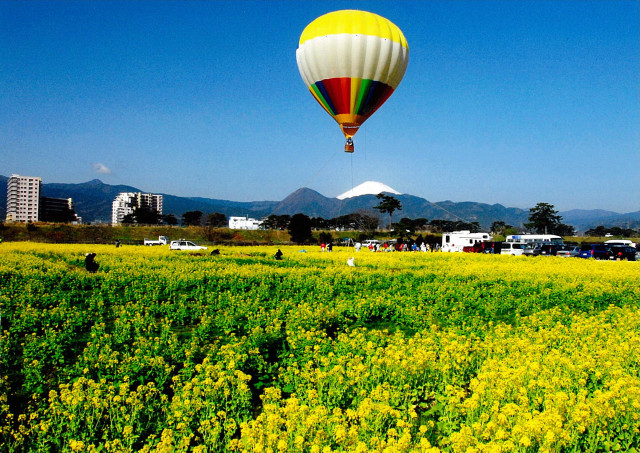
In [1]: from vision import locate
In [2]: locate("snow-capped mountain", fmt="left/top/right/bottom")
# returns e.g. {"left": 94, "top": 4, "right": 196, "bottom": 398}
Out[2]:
{"left": 336, "top": 181, "right": 401, "bottom": 200}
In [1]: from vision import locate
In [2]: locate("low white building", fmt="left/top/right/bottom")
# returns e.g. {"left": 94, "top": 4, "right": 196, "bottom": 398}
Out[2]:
{"left": 229, "top": 216, "right": 262, "bottom": 230}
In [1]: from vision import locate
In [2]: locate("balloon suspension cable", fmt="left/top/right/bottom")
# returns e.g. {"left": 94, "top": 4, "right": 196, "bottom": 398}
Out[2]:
{"left": 350, "top": 152, "right": 355, "bottom": 250}
{"left": 350, "top": 152, "right": 354, "bottom": 201}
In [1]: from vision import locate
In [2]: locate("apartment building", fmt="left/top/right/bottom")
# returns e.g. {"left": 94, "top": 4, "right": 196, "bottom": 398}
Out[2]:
{"left": 111, "top": 192, "right": 163, "bottom": 224}
{"left": 40, "top": 196, "right": 81, "bottom": 223}
{"left": 6, "top": 174, "right": 42, "bottom": 222}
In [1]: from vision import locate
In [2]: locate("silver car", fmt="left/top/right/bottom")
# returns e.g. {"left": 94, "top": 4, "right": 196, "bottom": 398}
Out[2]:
{"left": 556, "top": 245, "right": 580, "bottom": 258}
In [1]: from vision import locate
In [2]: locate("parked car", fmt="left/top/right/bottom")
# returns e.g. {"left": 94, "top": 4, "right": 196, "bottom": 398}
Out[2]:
{"left": 605, "top": 245, "right": 637, "bottom": 261}
{"left": 169, "top": 240, "right": 207, "bottom": 251}
{"left": 522, "top": 243, "right": 563, "bottom": 257}
{"left": 556, "top": 245, "right": 581, "bottom": 258}
{"left": 522, "top": 244, "right": 540, "bottom": 257}
{"left": 463, "top": 241, "right": 498, "bottom": 253}
{"left": 537, "top": 244, "right": 564, "bottom": 256}
{"left": 578, "top": 244, "right": 609, "bottom": 260}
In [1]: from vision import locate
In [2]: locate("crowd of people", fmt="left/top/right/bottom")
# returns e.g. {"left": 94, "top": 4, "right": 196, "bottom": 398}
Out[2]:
{"left": 320, "top": 241, "right": 441, "bottom": 253}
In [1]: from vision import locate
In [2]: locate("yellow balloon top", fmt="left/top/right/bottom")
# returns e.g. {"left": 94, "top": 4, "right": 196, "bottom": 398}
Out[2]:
{"left": 299, "top": 10, "right": 408, "bottom": 50}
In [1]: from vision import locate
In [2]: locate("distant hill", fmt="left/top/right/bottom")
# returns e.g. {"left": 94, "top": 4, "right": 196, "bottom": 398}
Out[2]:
{"left": 0, "top": 176, "right": 279, "bottom": 224}
{"left": 43, "top": 179, "right": 142, "bottom": 223}
{"left": 561, "top": 209, "right": 640, "bottom": 232}
{"left": 1, "top": 175, "right": 638, "bottom": 231}
{"left": 271, "top": 188, "right": 339, "bottom": 218}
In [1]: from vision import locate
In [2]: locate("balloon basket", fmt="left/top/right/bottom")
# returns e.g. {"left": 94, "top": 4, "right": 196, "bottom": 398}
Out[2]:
{"left": 344, "top": 139, "right": 354, "bottom": 153}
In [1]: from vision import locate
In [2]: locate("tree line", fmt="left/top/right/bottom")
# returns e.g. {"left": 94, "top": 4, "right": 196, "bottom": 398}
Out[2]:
{"left": 121, "top": 209, "right": 227, "bottom": 227}
{"left": 118, "top": 197, "right": 639, "bottom": 241}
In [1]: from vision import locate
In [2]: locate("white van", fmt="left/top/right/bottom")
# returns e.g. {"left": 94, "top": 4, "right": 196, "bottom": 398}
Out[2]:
{"left": 500, "top": 242, "right": 526, "bottom": 256}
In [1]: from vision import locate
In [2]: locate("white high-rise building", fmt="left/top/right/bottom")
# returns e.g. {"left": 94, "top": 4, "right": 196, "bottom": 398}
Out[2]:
{"left": 111, "top": 192, "right": 163, "bottom": 224}
{"left": 6, "top": 174, "right": 42, "bottom": 223}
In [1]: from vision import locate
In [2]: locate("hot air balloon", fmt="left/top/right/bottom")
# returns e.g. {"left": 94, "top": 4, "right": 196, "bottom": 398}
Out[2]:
{"left": 296, "top": 10, "right": 409, "bottom": 153}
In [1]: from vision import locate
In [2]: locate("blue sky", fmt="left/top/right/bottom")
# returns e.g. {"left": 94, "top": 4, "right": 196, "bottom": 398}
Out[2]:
{"left": 1, "top": 1, "right": 638, "bottom": 213}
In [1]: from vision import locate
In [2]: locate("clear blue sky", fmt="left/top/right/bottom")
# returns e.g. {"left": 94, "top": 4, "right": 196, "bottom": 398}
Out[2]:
{"left": 1, "top": 1, "right": 638, "bottom": 213}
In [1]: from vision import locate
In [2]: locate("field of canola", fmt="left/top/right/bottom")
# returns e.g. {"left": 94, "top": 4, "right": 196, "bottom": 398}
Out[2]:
{"left": 1, "top": 242, "right": 639, "bottom": 453}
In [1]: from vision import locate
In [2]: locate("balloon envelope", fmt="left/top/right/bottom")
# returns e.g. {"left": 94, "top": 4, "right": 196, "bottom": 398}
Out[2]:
{"left": 296, "top": 10, "right": 409, "bottom": 142}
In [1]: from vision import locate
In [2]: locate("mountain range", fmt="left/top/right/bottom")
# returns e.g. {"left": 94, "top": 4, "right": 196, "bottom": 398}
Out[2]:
{"left": 1, "top": 175, "right": 638, "bottom": 232}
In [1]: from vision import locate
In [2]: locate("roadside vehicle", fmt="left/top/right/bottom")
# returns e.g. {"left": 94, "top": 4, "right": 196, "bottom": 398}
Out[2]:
{"left": 442, "top": 231, "right": 492, "bottom": 253}
{"left": 606, "top": 245, "right": 637, "bottom": 261}
{"left": 522, "top": 244, "right": 539, "bottom": 257}
{"left": 500, "top": 242, "right": 526, "bottom": 256}
{"left": 484, "top": 242, "right": 505, "bottom": 254}
{"left": 505, "top": 234, "right": 563, "bottom": 245}
{"left": 578, "top": 244, "right": 609, "bottom": 260}
{"left": 144, "top": 236, "right": 169, "bottom": 246}
{"left": 537, "top": 243, "right": 564, "bottom": 256}
{"left": 605, "top": 239, "right": 637, "bottom": 248}
{"left": 463, "top": 241, "right": 500, "bottom": 253}
{"left": 556, "top": 245, "right": 581, "bottom": 258}
{"left": 522, "top": 242, "right": 562, "bottom": 257}
{"left": 169, "top": 240, "right": 207, "bottom": 251}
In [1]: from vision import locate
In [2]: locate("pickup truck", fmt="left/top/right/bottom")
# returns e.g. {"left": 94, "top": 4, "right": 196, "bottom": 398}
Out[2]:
{"left": 144, "top": 236, "right": 169, "bottom": 246}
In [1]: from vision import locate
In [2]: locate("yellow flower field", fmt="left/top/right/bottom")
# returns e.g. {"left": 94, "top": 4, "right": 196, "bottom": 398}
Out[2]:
{"left": 1, "top": 242, "right": 639, "bottom": 452}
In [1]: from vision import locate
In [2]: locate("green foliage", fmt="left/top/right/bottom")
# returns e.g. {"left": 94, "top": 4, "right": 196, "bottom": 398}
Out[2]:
{"left": 429, "top": 219, "right": 481, "bottom": 233}
{"left": 181, "top": 210, "right": 203, "bottom": 226}
{"left": 373, "top": 194, "right": 403, "bottom": 229}
{"left": 1, "top": 244, "right": 640, "bottom": 451}
{"left": 288, "top": 213, "right": 313, "bottom": 244}
{"left": 525, "top": 202, "right": 575, "bottom": 235}
{"left": 317, "top": 231, "right": 333, "bottom": 245}
{"left": 163, "top": 213, "right": 179, "bottom": 225}
{"left": 0, "top": 224, "right": 296, "bottom": 245}
{"left": 261, "top": 214, "right": 291, "bottom": 230}
{"left": 586, "top": 225, "right": 637, "bottom": 237}
{"left": 205, "top": 212, "right": 227, "bottom": 228}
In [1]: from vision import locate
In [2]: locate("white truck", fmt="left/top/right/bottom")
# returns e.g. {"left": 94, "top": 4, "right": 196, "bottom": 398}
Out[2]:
{"left": 144, "top": 236, "right": 169, "bottom": 246}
